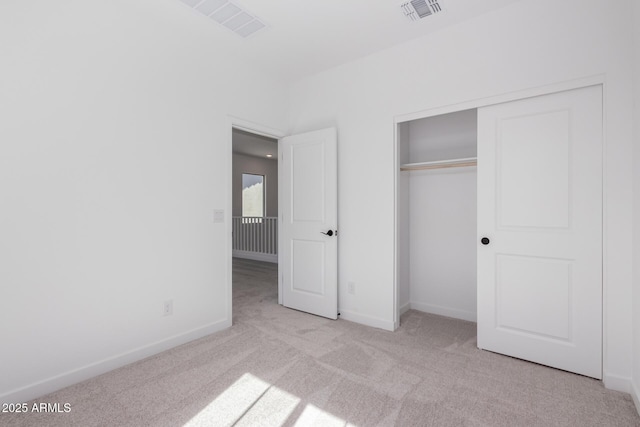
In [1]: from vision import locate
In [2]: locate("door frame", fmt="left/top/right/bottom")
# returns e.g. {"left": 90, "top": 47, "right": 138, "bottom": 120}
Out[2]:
{"left": 227, "top": 116, "right": 286, "bottom": 321}
{"left": 392, "top": 74, "right": 606, "bottom": 362}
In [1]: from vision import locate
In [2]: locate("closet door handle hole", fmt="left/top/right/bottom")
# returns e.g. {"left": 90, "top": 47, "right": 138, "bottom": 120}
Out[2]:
{"left": 481, "top": 237, "right": 490, "bottom": 245}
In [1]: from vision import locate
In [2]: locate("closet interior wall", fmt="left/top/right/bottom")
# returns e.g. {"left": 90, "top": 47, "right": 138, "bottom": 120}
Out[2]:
{"left": 398, "top": 109, "right": 478, "bottom": 322}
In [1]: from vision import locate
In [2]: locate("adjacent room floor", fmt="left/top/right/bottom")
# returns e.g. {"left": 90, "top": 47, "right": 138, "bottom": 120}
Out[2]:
{"left": 4, "top": 258, "right": 639, "bottom": 426}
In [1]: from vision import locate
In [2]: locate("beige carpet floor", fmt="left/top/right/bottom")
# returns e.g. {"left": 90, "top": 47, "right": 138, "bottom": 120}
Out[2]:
{"left": 2, "top": 258, "right": 639, "bottom": 426}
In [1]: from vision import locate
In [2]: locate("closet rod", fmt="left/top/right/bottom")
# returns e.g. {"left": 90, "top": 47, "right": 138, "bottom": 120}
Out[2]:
{"left": 400, "top": 158, "right": 477, "bottom": 171}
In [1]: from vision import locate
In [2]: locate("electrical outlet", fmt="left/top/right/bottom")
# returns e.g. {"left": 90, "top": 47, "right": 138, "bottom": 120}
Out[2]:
{"left": 348, "top": 282, "right": 356, "bottom": 295}
{"left": 163, "top": 299, "right": 173, "bottom": 316}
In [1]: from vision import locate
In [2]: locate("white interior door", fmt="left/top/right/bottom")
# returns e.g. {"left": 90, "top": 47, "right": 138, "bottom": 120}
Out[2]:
{"left": 477, "top": 85, "right": 603, "bottom": 379}
{"left": 279, "top": 127, "right": 338, "bottom": 319}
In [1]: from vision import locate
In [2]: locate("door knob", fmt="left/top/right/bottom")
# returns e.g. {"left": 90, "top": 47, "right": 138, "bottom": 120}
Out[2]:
{"left": 481, "top": 237, "right": 490, "bottom": 245}
{"left": 321, "top": 230, "right": 335, "bottom": 237}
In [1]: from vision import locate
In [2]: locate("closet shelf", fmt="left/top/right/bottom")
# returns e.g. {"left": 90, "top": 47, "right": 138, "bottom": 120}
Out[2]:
{"left": 400, "top": 157, "right": 477, "bottom": 171}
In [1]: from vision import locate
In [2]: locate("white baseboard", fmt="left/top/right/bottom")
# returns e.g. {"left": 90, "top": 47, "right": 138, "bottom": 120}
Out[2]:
{"left": 0, "top": 319, "right": 231, "bottom": 405}
{"left": 339, "top": 309, "right": 395, "bottom": 332}
{"left": 603, "top": 373, "right": 632, "bottom": 393}
{"left": 629, "top": 381, "right": 640, "bottom": 415}
{"left": 233, "top": 250, "right": 277, "bottom": 263}
{"left": 399, "top": 302, "right": 411, "bottom": 316}
{"left": 632, "top": 381, "right": 640, "bottom": 417}
{"left": 410, "top": 301, "right": 477, "bottom": 322}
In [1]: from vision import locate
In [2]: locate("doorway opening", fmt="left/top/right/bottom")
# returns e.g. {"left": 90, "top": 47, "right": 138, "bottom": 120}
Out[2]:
{"left": 232, "top": 127, "right": 280, "bottom": 313}
{"left": 228, "top": 123, "right": 338, "bottom": 323}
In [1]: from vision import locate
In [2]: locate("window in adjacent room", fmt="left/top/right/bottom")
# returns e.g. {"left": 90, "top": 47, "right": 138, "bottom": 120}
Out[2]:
{"left": 242, "top": 173, "right": 265, "bottom": 218}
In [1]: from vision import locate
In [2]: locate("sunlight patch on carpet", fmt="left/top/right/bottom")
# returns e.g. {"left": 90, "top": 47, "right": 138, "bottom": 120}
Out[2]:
{"left": 295, "top": 404, "right": 355, "bottom": 426}
{"left": 184, "top": 373, "right": 352, "bottom": 426}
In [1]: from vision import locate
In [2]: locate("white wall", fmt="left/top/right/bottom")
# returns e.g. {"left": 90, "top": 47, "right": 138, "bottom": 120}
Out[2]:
{"left": 232, "top": 154, "right": 278, "bottom": 217}
{"left": 407, "top": 110, "right": 477, "bottom": 162}
{"left": 0, "top": 0, "right": 287, "bottom": 403}
{"left": 408, "top": 168, "right": 477, "bottom": 321}
{"left": 287, "top": 0, "right": 636, "bottom": 390}
{"left": 633, "top": 0, "right": 640, "bottom": 413}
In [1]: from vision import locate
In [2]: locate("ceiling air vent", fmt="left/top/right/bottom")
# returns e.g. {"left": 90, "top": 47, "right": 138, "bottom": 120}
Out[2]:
{"left": 179, "top": 0, "right": 266, "bottom": 38}
{"left": 401, "top": 0, "right": 444, "bottom": 21}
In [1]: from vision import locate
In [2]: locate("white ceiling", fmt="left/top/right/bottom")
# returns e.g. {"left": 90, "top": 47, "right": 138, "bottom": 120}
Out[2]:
{"left": 178, "top": 0, "right": 523, "bottom": 82}
{"left": 233, "top": 128, "right": 278, "bottom": 158}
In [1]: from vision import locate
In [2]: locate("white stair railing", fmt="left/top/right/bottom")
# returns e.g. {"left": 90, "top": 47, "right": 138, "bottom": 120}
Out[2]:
{"left": 232, "top": 217, "right": 277, "bottom": 263}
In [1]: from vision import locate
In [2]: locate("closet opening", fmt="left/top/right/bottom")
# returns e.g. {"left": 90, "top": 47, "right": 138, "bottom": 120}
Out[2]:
{"left": 394, "top": 84, "right": 603, "bottom": 379}
{"left": 396, "top": 108, "right": 478, "bottom": 325}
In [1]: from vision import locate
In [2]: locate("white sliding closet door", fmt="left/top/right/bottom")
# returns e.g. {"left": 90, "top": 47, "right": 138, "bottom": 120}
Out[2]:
{"left": 477, "top": 85, "right": 603, "bottom": 379}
